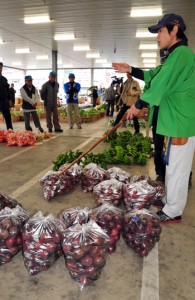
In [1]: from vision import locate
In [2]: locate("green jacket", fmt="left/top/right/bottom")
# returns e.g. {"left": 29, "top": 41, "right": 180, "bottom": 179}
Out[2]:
{"left": 141, "top": 46, "right": 195, "bottom": 138}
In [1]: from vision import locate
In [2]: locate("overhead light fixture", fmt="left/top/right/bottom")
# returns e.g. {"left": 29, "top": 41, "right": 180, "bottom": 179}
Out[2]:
{"left": 86, "top": 53, "right": 100, "bottom": 58}
{"left": 27, "top": 65, "right": 36, "bottom": 69}
{"left": 12, "top": 62, "right": 22, "bottom": 66}
{"left": 143, "top": 63, "right": 156, "bottom": 68}
{"left": 15, "top": 48, "right": 31, "bottom": 53}
{"left": 143, "top": 58, "right": 157, "bottom": 63}
{"left": 95, "top": 59, "right": 107, "bottom": 63}
{"left": 24, "top": 15, "right": 51, "bottom": 24}
{"left": 54, "top": 34, "right": 75, "bottom": 40}
{"left": 0, "top": 39, "right": 5, "bottom": 44}
{"left": 58, "top": 60, "right": 62, "bottom": 65}
{"left": 73, "top": 45, "right": 90, "bottom": 51}
{"left": 130, "top": 7, "right": 162, "bottom": 17}
{"left": 36, "top": 55, "right": 49, "bottom": 60}
{"left": 141, "top": 52, "right": 157, "bottom": 57}
{"left": 102, "top": 63, "right": 112, "bottom": 67}
{"left": 136, "top": 30, "right": 157, "bottom": 38}
{"left": 63, "top": 64, "right": 73, "bottom": 68}
{"left": 139, "top": 43, "right": 158, "bottom": 50}
{"left": 0, "top": 57, "right": 3, "bottom": 61}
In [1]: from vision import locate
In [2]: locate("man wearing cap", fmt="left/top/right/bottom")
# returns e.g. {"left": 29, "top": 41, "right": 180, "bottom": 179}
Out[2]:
{"left": 64, "top": 73, "right": 81, "bottom": 129}
{"left": 20, "top": 75, "right": 44, "bottom": 132}
{"left": 112, "top": 13, "right": 195, "bottom": 223}
{"left": 0, "top": 62, "right": 13, "bottom": 130}
{"left": 40, "top": 71, "right": 63, "bottom": 133}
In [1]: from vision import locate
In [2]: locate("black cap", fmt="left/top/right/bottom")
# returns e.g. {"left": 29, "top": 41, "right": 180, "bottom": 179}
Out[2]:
{"left": 148, "top": 14, "right": 186, "bottom": 33}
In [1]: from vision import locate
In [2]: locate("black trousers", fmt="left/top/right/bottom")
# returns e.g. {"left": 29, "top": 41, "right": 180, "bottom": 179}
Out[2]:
{"left": 24, "top": 111, "right": 42, "bottom": 131}
{"left": 152, "top": 107, "right": 165, "bottom": 178}
{"left": 114, "top": 104, "right": 139, "bottom": 132}
{"left": 106, "top": 100, "right": 115, "bottom": 117}
{"left": 0, "top": 101, "right": 13, "bottom": 130}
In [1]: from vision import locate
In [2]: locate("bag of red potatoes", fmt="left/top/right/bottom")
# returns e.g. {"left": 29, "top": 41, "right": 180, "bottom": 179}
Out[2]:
{"left": 0, "top": 205, "right": 29, "bottom": 265}
{"left": 61, "top": 220, "right": 109, "bottom": 290}
{"left": 22, "top": 212, "right": 65, "bottom": 275}
{"left": 58, "top": 206, "right": 90, "bottom": 228}
{"left": 89, "top": 203, "right": 123, "bottom": 254}
{"left": 80, "top": 163, "right": 107, "bottom": 193}
{"left": 122, "top": 209, "right": 162, "bottom": 257}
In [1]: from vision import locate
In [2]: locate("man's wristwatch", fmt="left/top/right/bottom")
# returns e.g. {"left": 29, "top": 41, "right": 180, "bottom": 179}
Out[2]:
{"left": 134, "top": 100, "right": 144, "bottom": 110}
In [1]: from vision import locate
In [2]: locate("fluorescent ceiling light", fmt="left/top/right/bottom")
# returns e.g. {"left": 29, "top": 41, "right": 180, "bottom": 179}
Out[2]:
{"left": 86, "top": 53, "right": 100, "bottom": 58}
{"left": 95, "top": 59, "right": 107, "bottom": 63}
{"left": 58, "top": 60, "right": 62, "bottom": 65}
{"left": 27, "top": 65, "right": 36, "bottom": 69}
{"left": 0, "top": 57, "right": 3, "bottom": 61}
{"left": 15, "top": 48, "right": 31, "bottom": 53}
{"left": 102, "top": 63, "right": 112, "bottom": 67}
{"left": 0, "top": 39, "right": 5, "bottom": 44}
{"left": 141, "top": 52, "right": 157, "bottom": 57}
{"left": 144, "top": 63, "right": 156, "bottom": 68}
{"left": 12, "top": 62, "right": 22, "bottom": 66}
{"left": 136, "top": 30, "right": 157, "bottom": 38}
{"left": 24, "top": 15, "right": 51, "bottom": 24}
{"left": 73, "top": 45, "right": 90, "bottom": 51}
{"left": 54, "top": 34, "right": 75, "bottom": 40}
{"left": 139, "top": 43, "right": 158, "bottom": 50}
{"left": 36, "top": 55, "right": 49, "bottom": 60}
{"left": 143, "top": 58, "right": 156, "bottom": 63}
{"left": 130, "top": 8, "right": 162, "bottom": 17}
{"left": 63, "top": 64, "right": 73, "bottom": 68}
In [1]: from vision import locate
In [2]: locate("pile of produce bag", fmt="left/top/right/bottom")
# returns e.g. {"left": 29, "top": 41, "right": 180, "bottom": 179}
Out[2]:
{"left": 89, "top": 203, "right": 123, "bottom": 254}
{"left": 58, "top": 207, "right": 90, "bottom": 228}
{"left": 106, "top": 167, "right": 131, "bottom": 184}
{"left": 80, "top": 163, "right": 107, "bottom": 193}
{"left": 0, "top": 206, "right": 29, "bottom": 265}
{"left": 22, "top": 212, "right": 65, "bottom": 275}
{"left": 93, "top": 179, "right": 124, "bottom": 206}
{"left": 122, "top": 209, "right": 162, "bottom": 257}
{"left": 62, "top": 220, "right": 109, "bottom": 289}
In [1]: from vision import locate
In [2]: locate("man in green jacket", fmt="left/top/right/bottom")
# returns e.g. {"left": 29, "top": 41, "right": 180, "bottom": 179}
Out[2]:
{"left": 112, "top": 13, "right": 195, "bottom": 223}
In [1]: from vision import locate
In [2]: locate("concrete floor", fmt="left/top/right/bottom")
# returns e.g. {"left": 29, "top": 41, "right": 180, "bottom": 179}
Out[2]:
{"left": 0, "top": 116, "right": 194, "bottom": 300}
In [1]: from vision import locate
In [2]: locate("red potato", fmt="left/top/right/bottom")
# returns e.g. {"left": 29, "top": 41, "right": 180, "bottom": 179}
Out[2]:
{"left": 80, "top": 163, "right": 107, "bottom": 193}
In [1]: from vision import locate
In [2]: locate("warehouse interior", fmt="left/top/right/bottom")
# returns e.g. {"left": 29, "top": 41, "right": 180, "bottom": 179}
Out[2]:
{"left": 0, "top": 1, "right": 195, "bottom": 300}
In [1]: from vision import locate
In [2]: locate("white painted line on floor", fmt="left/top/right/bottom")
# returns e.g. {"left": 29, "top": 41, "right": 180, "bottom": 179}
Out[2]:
{"left": 0, "top": 136, "right": 58, "bottom": 164}
{"left": 10, "top": 137, "right": 94, "bottom": 199}
{"left": 141, "top": 243, "right": 159, "bottom": 300}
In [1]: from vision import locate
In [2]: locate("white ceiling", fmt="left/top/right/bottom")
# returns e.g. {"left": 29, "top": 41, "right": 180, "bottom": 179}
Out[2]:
{"left": 0, "top": 0, "right": 194, "bottom": 70}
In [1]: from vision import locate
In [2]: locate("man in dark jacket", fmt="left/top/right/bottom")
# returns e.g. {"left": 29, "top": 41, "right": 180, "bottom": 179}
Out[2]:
{"left": 9, "top": 83, "right": 16, "bottom": 107}
{"left": 40, "top": 71, "right": 63, "bottom": 133}
{"left": 0, "top": 62, "right": 13, "bottom": 130}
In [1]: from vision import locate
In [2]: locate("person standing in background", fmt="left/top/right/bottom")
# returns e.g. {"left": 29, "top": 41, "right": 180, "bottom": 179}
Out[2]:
{"left": 92, "top": 86, "right": 98, "bottom": 107}
{"left": 104, "top": 82, "right": 117, "bottom": 117}
{"left": 0, "top": 62, "right": 13, "bottom": 130}
{"left": 40, "top": 71, "right": 63, "bottom": 133}
{"left": 113, "top": 73, "right": 141, "bottom": 134}
{"left": 20, "top": 75, "right": 44, "bottom": 132}
{"left": 64, "top": 73, "right": 82, "bottom": 129}
{"left": 9, "top": 83, "right": 16, "bottom": 108}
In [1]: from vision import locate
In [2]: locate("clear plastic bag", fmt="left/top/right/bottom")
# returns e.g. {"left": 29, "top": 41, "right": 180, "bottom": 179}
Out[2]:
{"left": 22, "top": 212, "right": 65, "bottom": 275}
{"left": 58, "top": 163, "right": 83, "bottom": 185}
{"left": 93, "top": 179, "right": 124, "bottom": 207}
{"left": 80, "top": 163, "right": 107, "bottom": 193}
{"left": 123, "top": 180, "right": 156, "bottom": 211}
{"left": 106, "top": 167, "right": 131, "bottom": 184}
{"left": 89, "top": 203, "right": 123, "bottom": 254}
{"left": 0, "top": 205, "right": 29, "bottom": 265}
{"left": 62, "top": 220, "right": 109, "bottom": 290}
{"left": 0, "top": 192, "right": 19, "bottom": 210}
{"left": 39, "top": 170, "right": 61, "bottom": 185}
{"left": 58, "top": 207, "right": 90, "bottom": 228}
{"left": 122, "top": 209, "right": 162, "bottom": 257}
{"left": 42, "top": 173, "right": 75, "bottom": 201}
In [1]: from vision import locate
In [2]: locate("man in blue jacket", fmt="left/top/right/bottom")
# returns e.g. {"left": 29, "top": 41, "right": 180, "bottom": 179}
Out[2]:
{"left": 64, "top": 73, "right": 81, "bottom": 129}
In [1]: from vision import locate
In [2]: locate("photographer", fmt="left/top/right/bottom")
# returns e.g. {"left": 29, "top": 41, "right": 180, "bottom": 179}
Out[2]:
{"left": 104, "top": 82, "right": 117, "bottom": 117}
{"left": 113, "top": 72, "right": 141, "bottom": 134}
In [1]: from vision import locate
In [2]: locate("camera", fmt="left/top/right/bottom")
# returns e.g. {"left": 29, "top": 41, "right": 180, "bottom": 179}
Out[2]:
{"left": 111, "top": 76, "right": 124, "bottom": 85}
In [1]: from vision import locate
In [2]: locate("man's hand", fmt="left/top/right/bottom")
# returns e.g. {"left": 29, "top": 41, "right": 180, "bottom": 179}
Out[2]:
{"left": 126, "top": 104, "right": 140, "bottom": 120}
{"left": 8, "top": 100, "right": 12, "bottom": 108}
{"left": 112, "top": 63, "right": 132, "bottom": 74}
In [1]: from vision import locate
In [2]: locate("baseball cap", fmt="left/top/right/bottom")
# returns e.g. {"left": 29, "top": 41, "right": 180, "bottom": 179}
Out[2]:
{"left": 148, "top": 14, "right": 186, "bottom": 33}
{"left": 49, "top": 71, "right": 56, "bottom": 76}
{"left": 25, "top": 75, "right": 33, "bottom": 81}
{"left": 69, "top": 73, "right": 75, "bottom": 78}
